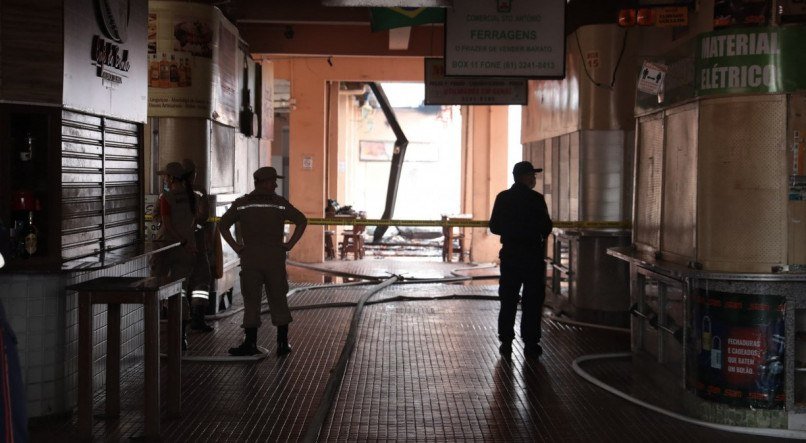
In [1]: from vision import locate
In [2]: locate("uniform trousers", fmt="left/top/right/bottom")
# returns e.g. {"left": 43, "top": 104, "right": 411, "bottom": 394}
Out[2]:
{"left": 240, "top": 249, "right": 293, "bottom": 328}
{"left": 187, "top": 229, "right": 212, "bottom": 309}
{"left": 498, "top": 253, "right": 546, "bottom": 345}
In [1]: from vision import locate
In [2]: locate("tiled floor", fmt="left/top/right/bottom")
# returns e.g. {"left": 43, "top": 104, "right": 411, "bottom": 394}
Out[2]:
{"left": 29, "top": 259, "right": 782, "bottom": 441}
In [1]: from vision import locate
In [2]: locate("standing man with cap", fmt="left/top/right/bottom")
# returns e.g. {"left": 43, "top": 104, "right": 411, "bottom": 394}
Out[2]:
{"left": 219, "top": 166, "right": 307, "bottom": 356}
{"left": 489, "top": 161, "right": 553, "bottom": 359}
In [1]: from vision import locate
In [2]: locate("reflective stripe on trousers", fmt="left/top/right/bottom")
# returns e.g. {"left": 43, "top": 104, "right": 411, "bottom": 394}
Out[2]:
{"left": 191, "top": 290, "right": 209, "bottom": 300}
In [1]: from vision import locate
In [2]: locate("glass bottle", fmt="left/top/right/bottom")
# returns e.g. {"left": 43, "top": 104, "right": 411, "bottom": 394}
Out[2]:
{"left": 149, "top": 54, "right": 160, "bottom": 88}
{"left": 19, "top": 132, "right": 33, "bottom": 162}
{"left": 178, "top": 59, "right": 187, "bottom": 87}
{"left": 159, "top": 53, "right": 170, "bottom": 88}
{"left": 169, "top": 54, "right": 179, "bottom": 87}
{"left": 17, "top": 211, "right": 38, "bottom": 258}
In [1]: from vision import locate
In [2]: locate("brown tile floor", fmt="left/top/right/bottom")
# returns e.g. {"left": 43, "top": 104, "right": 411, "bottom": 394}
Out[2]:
{"left": 30, "top": 259, "right": 779, "bottom": 442}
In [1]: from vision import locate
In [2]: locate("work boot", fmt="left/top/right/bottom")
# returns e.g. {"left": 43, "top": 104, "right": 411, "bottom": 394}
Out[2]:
{"left": 499, "top": 340, "right": 512, "bottom": 358}
{"left": 525, "top": 343, "right": 543, "bottom": 359}
{"left": 190, "top": 305, "right": 213, "bottom": 332}
{"left": 229, "top": 327, "right": 259, "bottom": 356}
{"left": 276, "top": 325, "right": 292, "bottom": 357}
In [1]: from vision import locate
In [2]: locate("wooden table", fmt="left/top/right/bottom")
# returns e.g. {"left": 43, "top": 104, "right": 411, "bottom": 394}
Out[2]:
{"left": 67, "top": 276, "right": 184, "bottom": 439}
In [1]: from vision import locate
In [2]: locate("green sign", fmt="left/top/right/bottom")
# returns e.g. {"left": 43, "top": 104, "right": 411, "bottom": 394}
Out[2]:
{"left": 696, "top": 26, "right": 806, "bottom": 96}
{"left": 370, "top": 8, "right": 445, "bottom": 32}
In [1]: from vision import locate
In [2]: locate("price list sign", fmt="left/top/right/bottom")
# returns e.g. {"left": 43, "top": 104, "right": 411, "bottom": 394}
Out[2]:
{"left": 445, "top": 0, "right": 565, "bottom": 78}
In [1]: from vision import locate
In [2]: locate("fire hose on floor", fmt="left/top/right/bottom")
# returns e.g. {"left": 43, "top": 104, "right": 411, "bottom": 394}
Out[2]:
{"left": 178, "top": 260, "right": 806, "bottom": 440}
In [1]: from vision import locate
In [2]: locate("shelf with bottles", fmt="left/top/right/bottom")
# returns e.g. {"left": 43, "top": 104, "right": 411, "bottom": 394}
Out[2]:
{"left": 0, "top": 108, "right": 57, "bottom": 269}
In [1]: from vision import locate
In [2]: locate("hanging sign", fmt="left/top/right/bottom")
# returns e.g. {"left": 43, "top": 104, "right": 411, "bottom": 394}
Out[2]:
{"left": 655, "top": 7, "right": 689, "bottom": 27}
{"left": 637, "top": 62, "right": 667, "bottom": 95}
{"left": 695, "top": 27, "right": 806, "bottom": 96}
{"left": 424, "top": 58, "right": 527, "bottom": 105}
{"left": 63, "top": 0, "right": 148, "bottom": 123}
{"left": 444, "top": 0, "right": 565, "bottom": 78}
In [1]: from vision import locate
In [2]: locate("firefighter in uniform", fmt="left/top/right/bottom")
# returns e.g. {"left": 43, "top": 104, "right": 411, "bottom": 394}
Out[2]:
{"left": 154, "top": 161, "right": 198, "bottom": 349}
{"left": 219, "top": 167, "right": 307, "bottom": 356}
{"left": 181, "top": 159, "right": 214, "bottom": 332}
{"left": 489, "top": 161, "right": 553, "bottom": 359}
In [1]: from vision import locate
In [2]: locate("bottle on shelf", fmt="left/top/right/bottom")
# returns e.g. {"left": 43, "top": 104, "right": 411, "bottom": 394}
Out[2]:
{"left": 19, "top": 132, "right": 33, "bottom": 162}
{"left": 169, "top": 54, "right": 179, "bottom": 87}
{"left": 18, "top": 211, "right": 38, "bottom": 259}
{"left": 149, "top": 54, "right": 160, "bottom": 88}
{"left": 159, "top": 53, "right": 170, "bottom": 88}
{"left": 178, "top": 59, "right": 188, "bottom": 87}
{"left": 9, "top": 191, "right": 40, "bottom": 260}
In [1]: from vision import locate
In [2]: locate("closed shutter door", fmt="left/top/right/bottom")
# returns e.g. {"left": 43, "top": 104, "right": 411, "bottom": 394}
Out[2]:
{"left": 61, "top": 110, "right": 141, "bottom": 260}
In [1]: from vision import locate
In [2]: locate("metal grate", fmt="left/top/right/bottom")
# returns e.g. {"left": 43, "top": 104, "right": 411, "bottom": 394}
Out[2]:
{"left": 662, "top": 104, "right": 698, "bottom": 260}
{"left": 698, "top": 96, "right": 787, "bottom": 271}
{"left": 635, "top": 114, "right": 664, "bottom": 250}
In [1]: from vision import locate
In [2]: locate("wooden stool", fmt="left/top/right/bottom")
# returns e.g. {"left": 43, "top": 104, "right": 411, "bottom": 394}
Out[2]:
{"left": 442, "top": 215, "right": 469, "bottom": 263}
{"left": 68, "top": 276, "right": 184, "bottom": 440}
{"left": 324, "top": 230, "right": 336, "bottom": 260}
{"left": 339, "top": 225, "right": 365, "bottom": 260}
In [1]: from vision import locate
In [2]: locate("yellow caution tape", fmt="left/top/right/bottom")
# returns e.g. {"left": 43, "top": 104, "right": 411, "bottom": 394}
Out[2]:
{"left": 308, "top": 218, "right": 629, "bottom": 229}
{"left": 146, "top": 214, "right": 630, "bottom": 230}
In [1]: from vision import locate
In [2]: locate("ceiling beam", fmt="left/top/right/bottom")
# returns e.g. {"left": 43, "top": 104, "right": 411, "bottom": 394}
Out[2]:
{"left": 241, "top": 23, "right": 444, "bottom": 57}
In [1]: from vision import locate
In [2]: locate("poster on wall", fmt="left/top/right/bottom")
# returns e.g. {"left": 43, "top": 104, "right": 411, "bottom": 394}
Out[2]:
{"left": 688, "top": 289, "right": 786, "bottom": 408}
{"left": 62, "top": 0, "right": 149, "bottom": 123}
{"left": 444, "top": 0, "right": 565, "bottom": 78}
{"left": 213, "top": 19, "right": 239, "bottom": 128}
{"left": 147, "top": 1, "right": 239, "bottom": 125}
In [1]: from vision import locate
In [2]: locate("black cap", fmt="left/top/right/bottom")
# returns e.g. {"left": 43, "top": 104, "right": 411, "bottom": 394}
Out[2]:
{"left": 253, "top": 166, "right": 284, "bottom": 182}
{"left": 512, "top": 161, "right": 543, "bottom": 176}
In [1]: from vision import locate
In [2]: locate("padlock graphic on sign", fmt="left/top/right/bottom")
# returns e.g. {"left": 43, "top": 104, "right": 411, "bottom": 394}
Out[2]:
{"left": 702, "top": 315, "right": 712, "bottom": 352}
{"left": 710, "top": 336, "right": 722, "bottom": 369}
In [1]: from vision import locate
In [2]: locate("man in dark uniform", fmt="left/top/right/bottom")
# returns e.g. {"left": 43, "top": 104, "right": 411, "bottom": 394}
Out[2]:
{"left": 219, "top": 167, "right": 308, "bottom": 356}
{"left": 489, "top": 161, "right": 553, "bottom": 358}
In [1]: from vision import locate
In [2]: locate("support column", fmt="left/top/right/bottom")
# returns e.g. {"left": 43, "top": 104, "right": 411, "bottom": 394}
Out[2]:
{"left": 463, "top": 106, "right": 509, "bottom": 263}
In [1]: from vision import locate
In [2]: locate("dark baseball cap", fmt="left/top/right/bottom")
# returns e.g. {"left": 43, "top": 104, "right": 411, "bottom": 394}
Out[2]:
{"left": 512, "top": 161, "right": 543, "bottom": 176}
{"left": 157, "top": 162, "right": 185, "bottom": 178}
{"left": 253, "top": 166, "right": 284, "bottom": 182}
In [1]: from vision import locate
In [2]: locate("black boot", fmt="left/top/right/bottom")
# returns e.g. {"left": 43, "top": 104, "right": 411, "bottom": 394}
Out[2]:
{"left": 499, "top": 340, "right": 512, "bottom": 358}
{"left": 190, "top": 305, "right": 213, "bottom": 332}
{"left": 229, "top": 327, "right": 259, "bottom": 356}
{"left": 276, "top": 325, "right": 292, "bottom": 357}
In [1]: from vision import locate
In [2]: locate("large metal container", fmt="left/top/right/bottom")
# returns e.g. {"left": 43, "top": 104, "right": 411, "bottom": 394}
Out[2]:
{"left": 549, "top": 228, "right": 631, "bottom": 327}
{"left": 526, "top": 129, "right": 634, "bottom": 325}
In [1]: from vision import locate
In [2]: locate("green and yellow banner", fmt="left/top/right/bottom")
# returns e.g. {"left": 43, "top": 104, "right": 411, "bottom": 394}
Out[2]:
{"left": 370, "top": 7, "right": 445, "bottom": 31}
